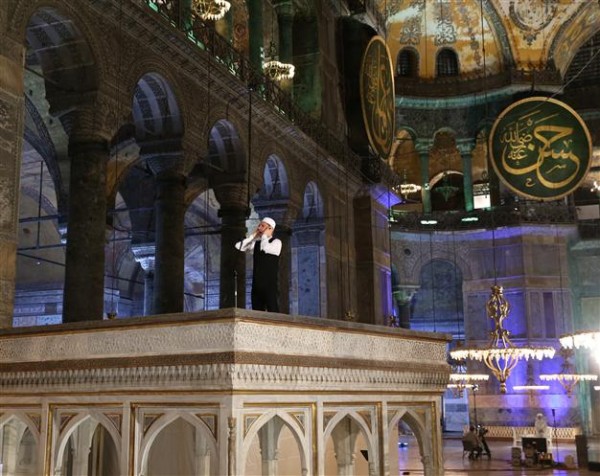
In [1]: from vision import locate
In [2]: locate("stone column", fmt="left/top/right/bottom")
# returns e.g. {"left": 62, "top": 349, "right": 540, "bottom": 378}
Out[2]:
{"left": 258, "top": 419, "right": 284, "bottom": 476}
{"left": 214, "top": 184, "right": 248, "bottom": 308}
{"left": 131, "top": 244, "right": 156, "bottom": 315}
{"left": 248, "top": 0, "right": 264, "bottom": 70}
{"left": 416, "top": 141, "right": 432, "bottom": 214}
{"left": 457, "top": 139, "right": 475, "bottom": 212}
{"left": 331, "top": 422, "right": 358, "bottom": 476}
{"left": 0, "top": 36, "right": 25, "bottom": 328}
{"left": 274, "top": 0, "right": 293, "bottom": 92}
{"left": 353, "top": 186, "right": 392, "bottom": 324}
{"left": 63, "top": 137, "right": 109, "bottom": 322}
{"left": 152, "top": 168, "right": 186, "bottom": 314}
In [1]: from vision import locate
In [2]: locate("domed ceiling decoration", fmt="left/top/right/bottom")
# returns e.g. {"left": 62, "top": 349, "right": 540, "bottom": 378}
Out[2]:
{"left": 380, "top": 0, "right": 600, "bottom": 76}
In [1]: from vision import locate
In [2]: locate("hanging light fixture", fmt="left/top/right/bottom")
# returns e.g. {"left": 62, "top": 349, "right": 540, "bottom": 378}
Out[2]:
{"left": 560, "top": 330, "right": 600, "bottom": 365}
{"left": 539, "top": 347, "right": 598, "bottom": 397}
{"left": 192, "top": 0, "right": 231, "bottom": 21}
{"left": 262, "top": 6, "right": 294, "bottom": 81}
{"left": 450, "top": 285, "right": 556, "bottom": 393}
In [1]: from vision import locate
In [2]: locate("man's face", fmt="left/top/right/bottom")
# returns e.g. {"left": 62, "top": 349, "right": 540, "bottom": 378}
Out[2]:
{"left": 258, "top": 221, "right": 273, "bottom": 237}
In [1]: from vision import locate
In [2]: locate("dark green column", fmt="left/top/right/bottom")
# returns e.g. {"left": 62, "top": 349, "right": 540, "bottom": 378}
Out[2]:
{"left": 218, "top": 205, "right": 248, "bottom": 308}
{"left": 248, "top": 0, "right": 264, "bottom": 70}
{"left": 457, "top": 139, "right": 475, "bottom": 212}
{"left": 63, "top": 139, "right": 108, "bottom": 322}
{"left": 416, "top": 141, "right": 432, "bottom": 215}
{"left": 153, "top": 170, "right": 186, "bottom": 314}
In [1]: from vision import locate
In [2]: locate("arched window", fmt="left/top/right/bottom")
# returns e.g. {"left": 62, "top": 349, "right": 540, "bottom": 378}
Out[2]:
{"left": 396, "top": 48, "right": 419, "bottom": 77}
{"left": 436, "top": 48, "right": 459, "bottom": 77}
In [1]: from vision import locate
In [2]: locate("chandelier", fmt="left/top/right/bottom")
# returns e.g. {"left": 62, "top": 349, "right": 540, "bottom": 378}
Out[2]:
{"left": 450, "top": 285, "right": 556, "bottom": 393}
{"left": 539, "top": 347, "right": 598, "bottom": 397}
{"left": 263, "top": 42, "right": 295, "bottom": 81}
{"left": 560, "top": 331, "right": 600, "bottom": 364}
{"left": 191, "top": 0, "right": 231, "bottom": 21}
{"left": 448, "top": 371, "right": 489, "bottom": 397}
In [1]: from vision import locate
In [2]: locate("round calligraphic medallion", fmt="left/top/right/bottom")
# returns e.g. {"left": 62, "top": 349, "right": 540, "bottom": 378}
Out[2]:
{"left": 489, "top": 97, "right": 592, "bottom": 200}
{"left": 360, "top": 36, "right": 395, "bottom": 159}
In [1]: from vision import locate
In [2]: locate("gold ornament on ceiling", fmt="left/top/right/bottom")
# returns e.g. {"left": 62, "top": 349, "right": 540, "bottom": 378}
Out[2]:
{"left": 509, "top": 0, "right": 558, "bottom": 45}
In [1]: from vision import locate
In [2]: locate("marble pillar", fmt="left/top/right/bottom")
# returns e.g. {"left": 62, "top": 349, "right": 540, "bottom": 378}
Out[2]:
{"left": 457, "top": 139, "right": 475, "bottom": 212}
{"left": 153, "top": 169, "right": 186, "bottom": 314}
{"left": 63, "top": 138, "right": 109, "bottom": 322}
{"left": 416, "top": 141, "right": 432, "bottom": 215}
{"left": 0, "top": 36, "right": 25, "bottom": 328}
{"left": 132, "top": 244, "right": 156, "bottom": 315}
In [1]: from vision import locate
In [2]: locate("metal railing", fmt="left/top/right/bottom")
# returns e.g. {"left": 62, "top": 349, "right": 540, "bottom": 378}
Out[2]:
{"left": 390, "top": 201, "right": 578, "bottom": 231}
{"left": 144, "top": 0, "right": 382, "bottom": 180}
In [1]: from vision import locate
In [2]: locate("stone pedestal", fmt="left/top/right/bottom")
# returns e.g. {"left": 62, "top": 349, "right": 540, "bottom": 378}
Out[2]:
{"left": 0, "top": 310, "right": 449, "bottom": 476}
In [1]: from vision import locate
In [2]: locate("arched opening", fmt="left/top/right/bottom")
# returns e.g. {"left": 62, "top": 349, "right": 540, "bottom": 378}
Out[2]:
{"left": 184, "top": 189, "right": 222, "bottom": 311}
{"left": 324, "top": 415, "right": 372, "bottom": 475}
{"left": 145, "top": 417, "right": 217, "bottom": 476}
{"left": 56, "top": 418, "right": 120, "bottom": 476}
{"left": 0, "top": 417, "right": 40, "bottom": 475}
{"left": 411, "top": 258, "right": 463, "bottom": 336}
{"left": 396, "top": 48, "right": 419, "bottom": 77}
{"left": 436, "top": 48, "right": 459, "bottom": 77}
{"left": 292, "top": 181, "right": 326, "bottom": 316}
{"left": 243, "top": 415, "right": 304, "bottom": 475}
{"left": 388, "top": 410, "right": 428, "bottom": 476}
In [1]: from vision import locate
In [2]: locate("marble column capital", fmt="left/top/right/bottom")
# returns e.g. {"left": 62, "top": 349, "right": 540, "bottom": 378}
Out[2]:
{"left": 131, "top": 244, "right": 156, "bottom": 272}
{"left": 415, "top": 139, "right": 433, "bottom": 156}
{"left": 213, "top": 183, "right": 249, "bottom": 211}
{"left": 456, "top": 138, "right": 476, "bottom": 156}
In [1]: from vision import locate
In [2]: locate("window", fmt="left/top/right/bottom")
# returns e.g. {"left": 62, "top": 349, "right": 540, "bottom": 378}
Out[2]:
{"left": 397, "top": 48, "right": 419, "bottom": 77}
{"left": 436, "top": 48, "right": 459, "bottom": 77}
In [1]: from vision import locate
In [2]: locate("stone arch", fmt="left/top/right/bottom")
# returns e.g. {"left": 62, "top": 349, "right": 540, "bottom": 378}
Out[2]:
{"left": 138, "top": 412, "right": 219, "bottom": 476}
{"left": 240, "top": 411, "right": 309, "bottom": 474}
{"left": 16, "top": 2, "right": 100, "bottom": 92}
{"left": 301, "top": 181, "right": 324, "bottom": 221}
{"left": 132, "top": 72, "right": 184, "bottom": 142}
{"left": 323, "top": 411, "right": 377, "bottom": 475}
{"left": 0, "top": 413, "right": 41, "bottom": 475}
{"left": 406, "top": 236, "right": 472, "bottom": 284}
{"left": 388, "top": 408, "right": 429, "bottom": 471}
{"left": 258, "top": 154, "right": 290, "bottom": 200}
{"left": 54, "top": 412, "right": 122, "bottom": 473}
{"left": 0, "top": 412, "right": 41, "bottom": 445}
{"left": 206, "top": 119, "right": 247, "bottom": 175}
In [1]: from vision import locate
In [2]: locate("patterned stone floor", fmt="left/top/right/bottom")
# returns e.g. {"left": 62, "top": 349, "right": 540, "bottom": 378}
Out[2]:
{"left": 395, "top": 434, "right": 598, "bottom": 475}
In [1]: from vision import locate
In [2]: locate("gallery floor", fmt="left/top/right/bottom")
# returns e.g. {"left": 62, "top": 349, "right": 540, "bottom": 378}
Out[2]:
{"left": 396, "top": 434, "right": 597, "bottom": 475}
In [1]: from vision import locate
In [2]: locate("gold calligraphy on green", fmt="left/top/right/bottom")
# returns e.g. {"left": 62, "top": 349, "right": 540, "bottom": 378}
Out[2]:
{"left": 360, "top": 36, "right": 395, "bottom": 160}
{"left": 489, "top": 97, "right": 592, "bottom": 200}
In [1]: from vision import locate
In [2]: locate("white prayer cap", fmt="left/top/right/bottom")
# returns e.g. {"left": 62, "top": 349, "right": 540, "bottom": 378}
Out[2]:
{"left": 262, "top": 217, "right": 276, "bottom": 229}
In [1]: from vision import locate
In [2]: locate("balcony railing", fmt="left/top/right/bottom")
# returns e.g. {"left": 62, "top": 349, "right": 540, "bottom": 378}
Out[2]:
{"left": 144, "top": 0, "right": 385, "bottom": 180}
{"left": 390, "top": 201, "right": 578, "bottom": 231}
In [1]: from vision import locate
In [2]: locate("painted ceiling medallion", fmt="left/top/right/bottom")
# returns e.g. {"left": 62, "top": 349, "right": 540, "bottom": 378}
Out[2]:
{"left": 509, "top": 0, "right": 558, "bottom": 45}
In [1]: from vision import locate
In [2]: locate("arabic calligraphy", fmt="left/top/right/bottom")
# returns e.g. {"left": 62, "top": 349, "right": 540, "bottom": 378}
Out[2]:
{"left": 360, "top": 37, "right": 395, "bottom": 159}
{"left": 490, "top": 97, "right": 591, "bottom": 200}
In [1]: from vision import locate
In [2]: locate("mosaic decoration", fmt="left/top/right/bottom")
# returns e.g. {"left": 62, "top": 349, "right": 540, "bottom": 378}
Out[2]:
{"left": 489, "top": 97, "right": 592, "bottom": 200}
{"left": 509, "top": 0, "right": 558, "bottom": 45}
{"left": 360, "top": 36, "right": 395, "bottom": 159}
{"left": 398, "top": 16, "right": 422, "bottom": 45}
{"left": 434, "top": 2, "right": 456, "bottom": 46}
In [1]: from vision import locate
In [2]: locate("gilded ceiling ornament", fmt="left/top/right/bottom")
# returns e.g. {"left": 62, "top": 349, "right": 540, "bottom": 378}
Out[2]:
{"left": 509, "top": 0, "right": 558, "bottom": 45}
